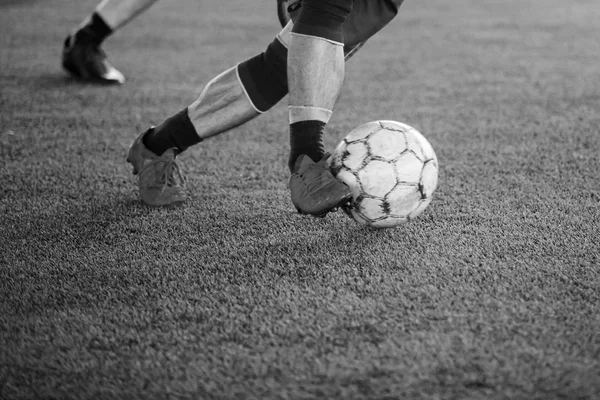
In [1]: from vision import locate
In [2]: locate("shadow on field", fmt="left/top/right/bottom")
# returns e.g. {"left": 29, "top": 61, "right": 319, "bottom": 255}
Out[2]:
{"left": 2, "top": 195, "right": 158, "bottom": 312}
{"left": 8, "top": 195, "right": 154, "bottom": 255}
{"left": 3, "top": 188, "right": 431, "bottom": 318}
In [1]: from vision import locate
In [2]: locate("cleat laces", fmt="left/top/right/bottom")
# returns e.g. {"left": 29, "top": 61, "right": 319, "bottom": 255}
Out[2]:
{"left": 139, "top": 157, "right": 184, "bottom": 192}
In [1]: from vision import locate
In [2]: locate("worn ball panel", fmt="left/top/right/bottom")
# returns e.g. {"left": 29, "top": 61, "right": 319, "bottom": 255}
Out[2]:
{"left": 358, "top": 160, "right": 397, "bottom": 197}
{"left": 415, "top": 131, "right": 437, "bottom": 161}
{"left": 342, "top": 142, "right": 369, "bottom": 171}
{"left": 371, "top": 216, "right": 408, "bottom": 229}
{"left": 387, "top": 185, "right": 422, "bottom": 217}
{"left": 335, "top": 169, "right": 362, "bottom": 199}
{"left": 356, "top": 197, "right": 387, "bottom": 222}
{"left": 346, "top": 121, "right": 380, "bottom": 143}
{"left": 404, "top": 129, "right": 428, "bottom": 161}
{"left": 378, "top": 120, "right": 410, "bottom": 132}
{"left": 394, "top": 152, "right": 423, "bottom": 184}
{"left": 409, "top": 197, "right": 433, "bottom": 219}
{"left": 367, "top": 128, "right": 407, "bottom": 161}
{"left": 420, "top": 160, "right": 439, "bottom": 198}
{"left": 331, "top": 141, "right": 348, "bottom": 171}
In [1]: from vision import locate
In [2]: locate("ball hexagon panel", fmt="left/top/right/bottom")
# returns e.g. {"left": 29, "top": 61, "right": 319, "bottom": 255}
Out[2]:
{"left": 346, "top": 121, "right": 380, "bottom": 143}
{"left": 404, "top": 129, "right": 427, "bottom": 161}
{"left": 358, "top": 160, "right": 397, "bottom": 198}
{"left": 367, "top": 128, "right": 407, "bottom": 162}
{"left": 342, "top": 142, "right": 369, "bottom": 171}
{"left": 335, "top": 168, "right": 362, "bottom": 199}
{"left": 416, "top": 132, "right": 437, "bottom": 162}
{"left": 357, "top": 197, "right": 387, "bottom": 222}
{"left": 387, "top": 184, "right": 421, "bottom": 217}
{"left": 420, "top": 160, "right": 438, "bottom": 198}
{"left": 394, "top": 152, "right": 423, "bottom": 184}
{"left": 409, "top": 197, "right": 433, "bottom": 219}
{"left": 378, "top": 120, "right": 408, "bottom": 132}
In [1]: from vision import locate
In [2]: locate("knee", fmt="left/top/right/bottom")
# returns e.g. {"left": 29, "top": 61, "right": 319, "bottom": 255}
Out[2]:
{"left": 292, "top": 0, "right": 354, "bottom": 43}
{"left": 237, "top": 38, "right": 288, "bottom": 113}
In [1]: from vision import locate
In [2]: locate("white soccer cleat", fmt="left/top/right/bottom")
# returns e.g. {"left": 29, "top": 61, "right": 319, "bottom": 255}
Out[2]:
{"left": 61, "top": 34, "right": 125, "bottom": 84}
{"left": 126, "top": 128, "right": 185, "bottom": 206}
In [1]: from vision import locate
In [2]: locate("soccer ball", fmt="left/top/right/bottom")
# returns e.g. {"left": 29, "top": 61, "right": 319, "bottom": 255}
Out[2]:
{"left": 330, "top": 120, "right": 438, "bottom": 228}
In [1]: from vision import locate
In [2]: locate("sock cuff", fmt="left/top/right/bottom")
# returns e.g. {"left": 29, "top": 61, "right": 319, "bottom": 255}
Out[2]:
{"left": 289, "top": 32, "right": 344, "bottom": 47}
{"left": 289, "top": 106, "right": 333, "bottom": 124}
{"left": 288, "top": 120, "right": 326, "bottom": 171}
{"left": 77, "top": 12, "right": 113, "bottom": 44}
{"left": 143, "top": 108, "right": 201, "bottom": 156}
{"left": 91, "top": 12, "right": 113, "bottom": 36}
{"left": 175, "top": 108, "right": 202, "bottom": 148}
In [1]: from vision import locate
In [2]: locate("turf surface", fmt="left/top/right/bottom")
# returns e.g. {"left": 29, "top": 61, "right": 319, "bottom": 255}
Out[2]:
{"left": 1, "top": 0, "right": 599, "bottom": 398}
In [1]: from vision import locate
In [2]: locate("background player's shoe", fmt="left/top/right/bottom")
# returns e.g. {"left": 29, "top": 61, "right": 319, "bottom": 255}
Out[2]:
{"left": 126, "top": 128, "right": 185, "bottom": 206}
{"left": 289, "top": 154, "right": 352, "bottom": 217}
{"left": 61, "top": 34, "right": 125, "bottom": 84}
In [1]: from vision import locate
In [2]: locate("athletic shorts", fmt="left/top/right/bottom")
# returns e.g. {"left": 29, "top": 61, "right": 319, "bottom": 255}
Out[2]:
{"left": 289, "top": 0, "right": 404, "bottom": 47}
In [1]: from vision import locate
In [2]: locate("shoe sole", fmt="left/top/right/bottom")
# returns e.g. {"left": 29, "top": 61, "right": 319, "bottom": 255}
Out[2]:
{"left": 61, "top": 50, "right": 125, "bottom": 84}
{"left": 296, "top": 192, "right": 353, "bottom": 218}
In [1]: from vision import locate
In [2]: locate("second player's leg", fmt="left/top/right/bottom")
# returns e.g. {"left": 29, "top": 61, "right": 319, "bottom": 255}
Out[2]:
{"left": 62, "top": 0, "right": 159, "bottom": 84}
{"left": 92, "top": 0, "right": 160, "bottom": 31}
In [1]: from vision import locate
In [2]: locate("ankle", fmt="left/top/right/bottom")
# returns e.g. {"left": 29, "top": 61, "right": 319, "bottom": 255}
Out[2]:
{"left": 288, "top": 120, "right": 326, "bottom": 172}
{"left": 75, "top": 12, "right": 112, "bottom": 45}
{"left": 143, "top": 109, "right": 202, "bottom": 156}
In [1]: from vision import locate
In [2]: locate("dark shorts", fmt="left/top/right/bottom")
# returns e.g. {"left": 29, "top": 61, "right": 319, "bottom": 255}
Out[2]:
{"left": 290, "top": 0, "right": 404, "bottom": 47}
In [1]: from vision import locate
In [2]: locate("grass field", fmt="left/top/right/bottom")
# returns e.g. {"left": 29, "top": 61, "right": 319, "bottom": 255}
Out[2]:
{"left": 1, "top": 0, "right": 600, "bottom": 398}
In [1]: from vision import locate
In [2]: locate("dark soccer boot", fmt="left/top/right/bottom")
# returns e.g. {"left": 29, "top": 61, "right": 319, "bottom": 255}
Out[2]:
{"left": 61, "top": 34, "right": 125, "bottom": 84}
{"left": 289, "top": 154, "right": 352, "bottom": 217}
{"left": 126, "top": 128, "right": 185, "bottom": 206}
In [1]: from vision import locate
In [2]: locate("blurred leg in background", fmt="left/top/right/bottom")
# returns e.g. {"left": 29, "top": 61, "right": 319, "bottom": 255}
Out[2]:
{"left": 62, "top": 0, "right": 159, "bottom": 84}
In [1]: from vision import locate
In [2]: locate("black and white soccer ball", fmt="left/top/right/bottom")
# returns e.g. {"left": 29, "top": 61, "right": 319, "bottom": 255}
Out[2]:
{"left": 330, "top": 120, "right": 439, "bottom": 228}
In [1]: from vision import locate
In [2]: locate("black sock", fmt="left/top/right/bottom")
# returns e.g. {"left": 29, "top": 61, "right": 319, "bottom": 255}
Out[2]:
{"left": 75, "top": 12, "right": 113, "bottom": 45}
{"left": 288, "top": 120, "right": 326, "bottom": 172}
{"left": 143, "top": 108, "right": 202, "bottom": 156}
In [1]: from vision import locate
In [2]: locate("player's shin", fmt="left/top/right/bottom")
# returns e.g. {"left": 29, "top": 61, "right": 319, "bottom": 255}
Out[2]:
{"left": 189, "top": 30, "right": 291, "bottom": 141}
{"left": 93, "top": 0, "right": 159, "bottom": 31}
{"left": 143, "top": 44, "right": 289, "bottom": 157}
{"left": 285, "top": 0, "right": 353, "bottom": 215}
{"left": 142, "top": 67, "right": 257, "bottom": 156}
{"left": 286, "top": 0, "right": 351, "bottom": 171}
{"left": 187, "top": 67, "right": 261, "bottom": 140}
{"left": 287, "top": 33, "right": 345, "bottom": 171}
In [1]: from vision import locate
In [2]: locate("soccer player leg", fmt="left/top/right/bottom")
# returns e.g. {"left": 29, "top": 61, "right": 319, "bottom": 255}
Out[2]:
{"left": 62, "top": 0, "right": 159, "bottom": 83}
{"left": 194, "top": 36, "right": 289, "bottom": 138}
{"left": 127, "top": 30, "right": 290, "bottom": 206}
{"left": 93, "top": 0, "right": 160, "bottom": 31}
{"left": 287, "top": 0, "right": 353, "bottom": 216}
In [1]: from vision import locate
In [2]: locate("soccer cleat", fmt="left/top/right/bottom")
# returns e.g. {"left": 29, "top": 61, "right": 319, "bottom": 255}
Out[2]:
{"left": 126, "top": 128, "right": 185, "bottom": 206}
{"left": 289, "top": 153, "right": 352, "bottom": 217}
{"left": 61, "top": 34, "right": 125, "bottom": 84}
